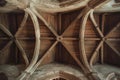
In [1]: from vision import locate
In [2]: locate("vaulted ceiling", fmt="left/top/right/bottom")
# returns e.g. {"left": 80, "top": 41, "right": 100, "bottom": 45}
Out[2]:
{"left": 0, "top": 0, "right": 120, "bottom": 13}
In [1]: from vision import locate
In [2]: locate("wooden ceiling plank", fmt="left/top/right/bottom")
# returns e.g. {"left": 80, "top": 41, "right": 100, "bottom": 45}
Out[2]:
{"left": 100, "top": 44, "right": 104, "bottom": 64}
{"left": 63, "top": 37, "right": 78, "bottom": 40}
{"left": 58, "top": 13, "right": 62, "bottom": 35}
{"left": 16, "top": 37, "right": 55, "bottom": 40}
{"left": 25, "top": 8, "right": 40, "bottom": 73}
{"left": 85, "top": 38, "right": 101, "bottom": 41}
{"left": 107, "top": 38, "right": 120, "bottom": 41}
{"left": 58, "top": 13, "right": 62, "bottom": 62}
{"left": 41, "top": 37, "right": 55, "bottom": 40}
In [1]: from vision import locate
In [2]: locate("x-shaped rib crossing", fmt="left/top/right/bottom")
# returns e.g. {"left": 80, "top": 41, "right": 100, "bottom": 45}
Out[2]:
{"left": 0, "top": 8, "right": 120, "bottom": 79}
{"left": 89, "top": 13, "right": 120, "bottom": 67}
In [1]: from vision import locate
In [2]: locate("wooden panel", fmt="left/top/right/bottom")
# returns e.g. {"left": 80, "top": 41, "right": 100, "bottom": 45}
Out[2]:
{"left": 103, "top": 13, "right": 120, "bottom": 67}
{"left": 104, "top": 13, "right": 120, "bottom": 36}
{"left": 85, "top": 18, "right": 98, "bottom": 38}
{"left": 85, "top": 40, "right": 99, "bottom": 61}
{"left": 0, "top": 10, "right": 120, "bottom": 68}
{"left": 104, "top": 44, "right": 120, "bottom": 67}
{"left": 55, "top": 42, "right": 80, "bottom": 66}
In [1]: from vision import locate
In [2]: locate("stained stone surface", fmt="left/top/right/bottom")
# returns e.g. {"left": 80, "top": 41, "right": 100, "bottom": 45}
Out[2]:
{"left": 29, "top": 63, "right": 88, "bottom": 80}
{"left": 0, "top": 64, "right": 120, "bottom": 80}
{"left": 94, "top": 64, "right": 120, "bottom": 80}
{"left": 0, "top": 65, "right": 20, "bottom": 80}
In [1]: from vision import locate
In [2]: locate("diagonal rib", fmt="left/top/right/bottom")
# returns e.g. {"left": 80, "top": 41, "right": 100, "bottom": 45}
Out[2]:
{"left": 30, "top": 41, "right": 58, "bottom": 74}
{"left": 62, "top": 7, "right": 89, "bottom": 36}
{"left": 61, "top": 41, "right": 87, "bottom": 73}
{"left": 79, "top": 9, "right": 93, "bottom": 72}
{"left": 31, "top": 8, "right": 59, "bottom": 37}
{"left": 0, "top": 40, "right": 13, "bottom": 53}
{"left": 15, "top": 12, "right": 29, "bottom": 37}
{"left": 0, "top": 24, "right": 13, "bottom": 37}
{"left": 105, "top": 22, "right": 120, "bottom": 38}
{"left": 105, "top": 41, "right": 120, "bottom": 57}
{"left": 15, "top": 39, "right": 29, "bottom": 66}
{"left": 90, "top": 10, "right": 104, "bottom": 38}
{"left": 90, "top": 40, "right": 103, "bottom": 67}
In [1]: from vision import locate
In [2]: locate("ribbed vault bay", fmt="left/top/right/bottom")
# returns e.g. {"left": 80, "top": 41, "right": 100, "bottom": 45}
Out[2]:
{"left": 0, "top": 11, "right": 120, "bottom": 66}
{"left": 0, "top": 10, "right": 120, "bottom": 80}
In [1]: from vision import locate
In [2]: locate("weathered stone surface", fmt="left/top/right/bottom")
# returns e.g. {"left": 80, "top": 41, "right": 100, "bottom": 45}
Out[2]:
{"left": 0, "top": 65, "right": 20, "bottom": 80}
{"left": 29, "top": 63, "right": 88, "bottom": 80}
{"left": 94, "top": 64, "right": 120, "bottom": 80}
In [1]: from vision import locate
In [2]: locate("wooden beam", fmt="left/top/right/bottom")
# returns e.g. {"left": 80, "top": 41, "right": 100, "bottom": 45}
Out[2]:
{"left": 29, "top": 41, "right": 58, "bottom": 75}
{"left": 107, "top": 38, "right": 120, "bottom": 41}
{"left": 31, "top": 8, "right": 59, "bottom": 37}
{"left": 0, "top": 24, "right": 13, "bottom": 37}
{"left": 105, "top": 22, "right": 120, "bottom": 38}
{"left": 15, "top": 40, "right": 29, "bottom": 66}
{"left": 62, "top": 7, "right": 90, "bottom": 36}
{"left": 62, "top": 41, "right": 100, "bottom": 80}
{"left": 40, "top": 37, "right": 55, "bottom": 40}
{"left": 24, "top": 8, "right": 41, "bottom": 71}
{"left": 15, "top": 12, "right": 29, "bottom": 37}
{"left": 101, "top": 42, "right": 104, "bottom": 64}
{"left": 0, "top": 41, "right": 13, "bottom": 53}
{"left": 85, "top": 38, "right": 101, "bottom": 41}
{"left": 61, "top": 41, "right": 87, "bottom": 73}
{"left": 16, "top": 37, "right": 55, "bottom": 40}
{"left": 105, "top": 41, "right": 120, "bottom": 57}
{"left": 90, "top": 40, "right": 103, "bottom": 67}
{"left": 58, "top": 13, "right": 62, "bottom": 62}
{"left": 79, "top": 9, "right": 92, "bottom": 72}
{"left": 62, "top": 37, "right": 101, "bottom": 41}
{"left": 63, "top": 37, "right": 78, "bottom": 40}
{"left": 17, "top": 8, "right": 41, "bottom": 80}
{"left": 90, "top": 10, "right": 104, "bottom": 38}
{"left": 90, "top": 11, "right": 106, "bottom": 65}
{"left": 100, "top": 14, "right": 105, "bottom": 64}
{"left": 58, "top": 13, "right": 62, "bottom": 35}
